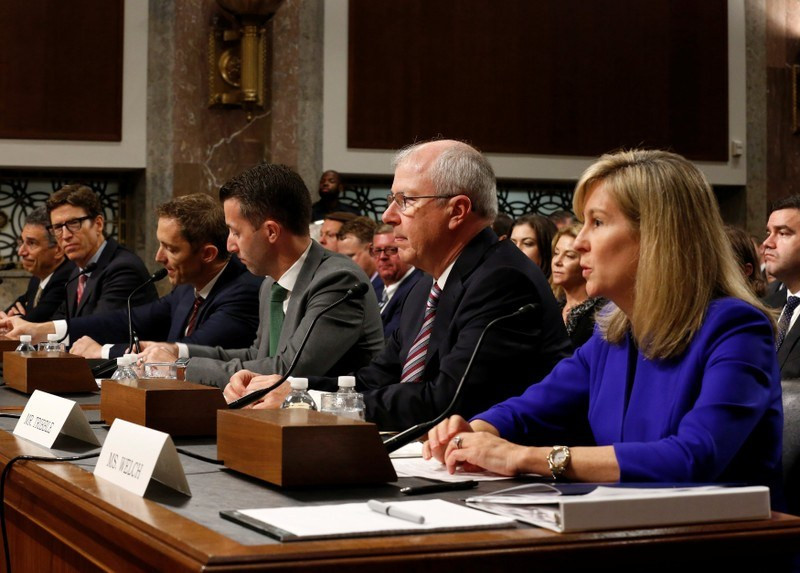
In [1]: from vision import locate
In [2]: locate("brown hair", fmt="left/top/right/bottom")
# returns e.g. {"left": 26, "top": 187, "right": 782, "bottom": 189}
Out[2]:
{"left": 157, "top": 194, "right": 228, "bottom": 260}
{"left": 46, "top": 184, "right": 103, "bottom": 220}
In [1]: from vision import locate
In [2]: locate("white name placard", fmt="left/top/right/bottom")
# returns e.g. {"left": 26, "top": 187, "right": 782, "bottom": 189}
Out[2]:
{"left": 14, "top": 390, "right": 100, "bottom": 448}
{"left": 93, "top": 419, "right": 191, "bottom": 497}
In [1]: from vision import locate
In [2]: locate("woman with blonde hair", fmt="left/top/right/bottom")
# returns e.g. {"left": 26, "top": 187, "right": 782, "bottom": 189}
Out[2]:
{"left": 424, "top": 149, "right": 782, "bottom": 497}
{"left": 550, "top": 223, "right": 605, "bottom": 347}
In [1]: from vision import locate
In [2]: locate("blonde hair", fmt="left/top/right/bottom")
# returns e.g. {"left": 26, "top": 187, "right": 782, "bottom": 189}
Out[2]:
{"left": 573, "top": 149, "right": 774, "bottom": 360}
{"left": 550, "top": 222, "right": 583, "bottom": 299}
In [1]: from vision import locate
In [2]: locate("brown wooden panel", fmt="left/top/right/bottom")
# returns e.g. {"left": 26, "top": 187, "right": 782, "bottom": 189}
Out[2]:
{"left": 348, "top": 0, "right": 728, "bottom": 161}
{"left": 0, "top": 0, "right": 124, "bottom": 141}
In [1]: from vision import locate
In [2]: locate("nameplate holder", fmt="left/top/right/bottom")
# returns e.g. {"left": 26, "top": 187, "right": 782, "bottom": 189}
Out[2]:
{"left": 94, "top": 418, "right": 191, "bottom": 497}
{"left": 3, "top": 351, "right": 98, "bottom": 394}
{"left": 0, "top": 338, "right": 20, "bottom": 363}
{"left": 13, "top": 390, "right": 100, "bottom": 448}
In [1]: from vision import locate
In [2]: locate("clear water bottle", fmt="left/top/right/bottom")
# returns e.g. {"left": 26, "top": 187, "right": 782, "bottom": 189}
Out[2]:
{"left": 336, "top": 376, "right": 365, "bottom": 421}
{"left": 281, "top": 377, "right": 318, "bottom": 410}
{"left": 41, "top": 333, "right": 65, "bottom": 353}
{"left": 111, "top": 356, "right": 138, "bottom": 381}
{"left": 15, "top": 335, "right": 35, "bottom": 353}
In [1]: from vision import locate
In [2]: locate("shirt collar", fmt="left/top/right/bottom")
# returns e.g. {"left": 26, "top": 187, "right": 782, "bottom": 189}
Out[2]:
{"left": 275, "top": 241, "right": 312, "bottom": 294}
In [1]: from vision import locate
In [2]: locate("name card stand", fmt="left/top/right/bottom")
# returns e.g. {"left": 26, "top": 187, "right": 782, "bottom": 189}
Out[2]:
{"left": 0, "top": 338, "right": 20, "bottom": 363}
{"left": 94, "top": 418, "right": 191, "bottom": 497}
{"left": 100, "top": 379, "right": 227, "bottom": 437}
{"left": 3, "top": 351, "right": 98, "bottom": 394}
{"left": 217, "top": 409, "right": 398, "bottom": 487}
{"left": 13, "top": 390, "right": 100, "bottom": 448}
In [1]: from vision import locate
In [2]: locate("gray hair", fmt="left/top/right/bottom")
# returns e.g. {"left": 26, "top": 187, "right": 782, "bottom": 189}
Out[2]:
{"left": 25, "top": 206, "right": 57, "bottom": 246}
{"left": 393, "top": 140, "right": 498, "bottom": 220}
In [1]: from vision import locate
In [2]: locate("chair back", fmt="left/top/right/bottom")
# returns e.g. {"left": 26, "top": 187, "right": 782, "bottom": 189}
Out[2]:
{"left": 781, "top": 379, "right": 800, "bottom": 514}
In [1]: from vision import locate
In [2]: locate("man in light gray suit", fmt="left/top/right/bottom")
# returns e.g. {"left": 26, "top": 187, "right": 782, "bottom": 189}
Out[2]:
{"left": 139, "top": 163, "right": 385, "bottom": 389}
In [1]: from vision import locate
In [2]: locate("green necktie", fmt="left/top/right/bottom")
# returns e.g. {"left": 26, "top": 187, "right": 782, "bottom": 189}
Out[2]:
{"left": 269, "top": 282, "right": 289, "bottom": 357}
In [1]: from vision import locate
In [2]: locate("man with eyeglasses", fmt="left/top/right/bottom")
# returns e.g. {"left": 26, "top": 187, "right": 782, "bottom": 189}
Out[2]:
{"left": 5, "top": 207, "right": 75, "bottom": 322}
{"left": 371, "top": 224, "right": 425, "bottom": 338}
{"left": 44, "top": 184, "right": 157, "bottom": 321}
{"left": 224, "top": 140, "right": 572, "bottom": 431}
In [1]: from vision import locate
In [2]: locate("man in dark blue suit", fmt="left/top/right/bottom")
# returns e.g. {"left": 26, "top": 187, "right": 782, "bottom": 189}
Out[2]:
{"left": 337, "top": 216, "right": 384, "bottom": 297}
{"left": 4, "top": 194, "right": 262, "bottom": 359}
{"left": 371, "top": 224, "right": 425, "bottom": 339}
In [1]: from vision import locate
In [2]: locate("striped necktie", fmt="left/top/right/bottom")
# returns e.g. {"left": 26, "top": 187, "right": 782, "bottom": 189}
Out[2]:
{"left": 400, "top": 282, "right": 441, "bottom": 384}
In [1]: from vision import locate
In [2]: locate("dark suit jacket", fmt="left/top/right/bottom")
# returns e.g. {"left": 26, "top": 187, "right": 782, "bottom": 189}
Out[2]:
{"left": 11, "top": 258, "right": 76, "bottom": 323}
{"left": 310, "top": 227, "right": 574, "bottom": 431}
{"left": 380, "top": 268, "right": 425, "bottom": 339}
{"left": 764, "top": 286, "right": 799, "bottom": 378}
{"left": 69, "top": 257, "right": 262, "bottom": 358}
{"left": 54, "top": 237, "right": 158, "bottom": 319}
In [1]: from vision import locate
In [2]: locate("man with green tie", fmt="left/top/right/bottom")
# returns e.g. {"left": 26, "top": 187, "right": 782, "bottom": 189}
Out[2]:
{"left": 139, "top": 163, "right": 384, "bottom": 389}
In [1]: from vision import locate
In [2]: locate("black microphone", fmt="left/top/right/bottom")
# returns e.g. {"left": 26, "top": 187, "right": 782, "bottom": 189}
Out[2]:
{"left": 57, "top": 262, "right": 98, "bottom": 343}
{"left": 228, "top": 282, "right": 370, "bottom": 409}
{"left": 128, "top": 268, "right": 169, "bottom": 354}
{"left": 383, "top": 303, "right": 538, "bottom": 453}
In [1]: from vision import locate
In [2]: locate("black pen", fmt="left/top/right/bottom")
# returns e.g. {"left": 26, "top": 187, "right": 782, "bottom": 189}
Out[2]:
{"left": 400, "top": 480, "right": 479, "bottom": 496}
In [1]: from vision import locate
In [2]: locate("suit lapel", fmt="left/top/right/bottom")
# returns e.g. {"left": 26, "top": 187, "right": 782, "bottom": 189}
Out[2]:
{"left": 170, "top": 286, "right": 196, "bottom": 340}
{"left": 75, "top": 238, "right": 118, "bottom": 315}
{"left": 277, "top": 243, "right": 324, "bottom": 354}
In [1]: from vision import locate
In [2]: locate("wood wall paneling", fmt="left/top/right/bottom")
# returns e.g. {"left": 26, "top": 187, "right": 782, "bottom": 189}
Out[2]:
{"left": 348, "top": 0, "right": 728, "bottom": 161}
{"left": 0, "top": 0, "right": 124, "bottom": 141}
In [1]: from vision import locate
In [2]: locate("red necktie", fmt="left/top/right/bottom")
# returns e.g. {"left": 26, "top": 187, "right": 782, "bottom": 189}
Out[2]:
{"left": 76, "top": 274, "right": 88, "bottom": 305}
{"left": 185, "top": 295, "right": 203, "bottom": 336}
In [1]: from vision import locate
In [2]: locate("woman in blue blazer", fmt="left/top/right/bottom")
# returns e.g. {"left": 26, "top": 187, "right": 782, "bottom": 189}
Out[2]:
{"left": 424, "top": 149, "right": 783, "bottom": 495}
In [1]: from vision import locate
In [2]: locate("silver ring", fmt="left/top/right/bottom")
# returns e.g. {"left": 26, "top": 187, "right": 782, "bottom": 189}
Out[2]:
{"left": 453, "top": 436, "right": 463, "bottom": 449}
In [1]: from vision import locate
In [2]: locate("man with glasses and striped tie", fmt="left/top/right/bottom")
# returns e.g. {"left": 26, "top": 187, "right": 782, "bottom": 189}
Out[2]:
{"left": 224, "top": 140, "right": 572, "bottom": 431}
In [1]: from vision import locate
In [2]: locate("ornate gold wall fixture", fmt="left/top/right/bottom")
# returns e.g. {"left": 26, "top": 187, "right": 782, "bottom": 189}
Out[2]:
{"left": 208, "top": 0, "right": 284, "bottom": 120}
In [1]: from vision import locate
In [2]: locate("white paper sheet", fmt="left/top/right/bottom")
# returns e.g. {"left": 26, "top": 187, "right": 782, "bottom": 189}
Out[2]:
{"left": 391, "top": 456, "right": 512, "bottom": 482}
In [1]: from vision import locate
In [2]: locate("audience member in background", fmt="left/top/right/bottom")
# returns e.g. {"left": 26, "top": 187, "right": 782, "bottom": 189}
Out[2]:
{"left": 4, "top": 194, "right": 262, "bottom": 358}
{"left": 549, "top": 209, "right": 577, "bottom": 230}
{"left": 337, "top": 216, "right": 382, "bottom": 295}
{"left": 763, "top": 195, "right": 800, "bottom": 379}
{"left": 225, "top": 140, "right": 572, "bottom": 431}
{"left": 551, "top": 223, "right": 606, "bottom": 347}
{"left": 425, "top": 149, "right": 782, "bottom": 501}
{"left": 318, "top": 211, "right": 356, "bottom": 251}
{"left": 491, "top": 213, "right": 513, "bottom": 240}
{"left": 311, "top": 170, "right": 360, "bottom": 221}
{"left": 725, "top": 225, "right": 767, "bottom": 297}
{"left": 371, "top": 224, "right": 425, "bottom": 338}
{"left": 510, "top": 214, "right": 557, "bottom": 279}
{"left": 48, "top": 184, "right": 157, "bottom": 319}
{"left": 6, "top": 207, "right": 75, "bottom": 322}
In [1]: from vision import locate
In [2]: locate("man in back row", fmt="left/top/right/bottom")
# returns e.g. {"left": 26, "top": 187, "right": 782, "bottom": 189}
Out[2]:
{"left": 140, "top": 163, "right": 385, "bottom": 388}
{"left": 225, "top": 140, "right": 573, "bottom": 431}
{"left": 6, "top": 207, "right": 75, "bottom": 322}
{"left": 3, "top": 194, "right": 262, "bottom": 358}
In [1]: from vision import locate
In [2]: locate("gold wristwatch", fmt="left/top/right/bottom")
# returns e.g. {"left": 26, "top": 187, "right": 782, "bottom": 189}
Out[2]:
{"left": 547, "top": 445, "right": 571, "bottom": 479}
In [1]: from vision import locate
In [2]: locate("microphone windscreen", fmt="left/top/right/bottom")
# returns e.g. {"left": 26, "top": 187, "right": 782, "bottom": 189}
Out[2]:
{"left": 152, "top": 268, "right": 169, "bottom": 281}
{"left": 347, "top": 282, "right": 370, "bottom": 299}
{"left": 83, "top": 262, "right": 99, "bottom": 274}
{"left": 516, "top": 303, "right": 538, "bottom": 316}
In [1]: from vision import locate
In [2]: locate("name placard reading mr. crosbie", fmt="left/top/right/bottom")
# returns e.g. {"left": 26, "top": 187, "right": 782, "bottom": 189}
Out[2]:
{"left": 14, "top": 390, "right": 100, "bottom": 448}
{"left": 94, "top": 419, "right": 190, "bottom": 497}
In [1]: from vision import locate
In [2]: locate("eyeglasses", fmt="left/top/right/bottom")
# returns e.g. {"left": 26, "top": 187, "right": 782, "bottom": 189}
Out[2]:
{"left": 370, "top": 246, "right": 399, "bottom": 257}
{"left": 47, "top": 216, "right": 93, "bottom": 236}
{"left": 386, "top": 192, "right": 458, "bottom": 212}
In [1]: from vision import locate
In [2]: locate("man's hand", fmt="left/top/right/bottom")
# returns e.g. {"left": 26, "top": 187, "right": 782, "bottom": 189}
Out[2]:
{"left": 223, "top": 372, "right": 288, "bottom": 408}
{"left": 6, "top": 302, "right": 26, "bottom": 317}
{"left": 69, "top": 336, "right": 103, "bottom": 359}
{"left": 138, "top": 341, "right": 179, "bottom": 363}
{"left": 0, "top": 316, "right": 52, "bottom": 343}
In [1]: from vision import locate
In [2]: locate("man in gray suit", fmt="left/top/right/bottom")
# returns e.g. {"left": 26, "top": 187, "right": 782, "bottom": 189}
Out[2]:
{"left": 140, "top": 163, "right": 385, "bottom": 389}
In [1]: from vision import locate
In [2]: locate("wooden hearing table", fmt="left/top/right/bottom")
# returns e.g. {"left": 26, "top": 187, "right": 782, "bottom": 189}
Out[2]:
{"left": 0, "top": 423, "right": 796, "bottom": 572}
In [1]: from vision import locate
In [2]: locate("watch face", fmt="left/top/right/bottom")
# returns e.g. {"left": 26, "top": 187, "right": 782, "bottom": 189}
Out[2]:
{"left": 552, "top": 450, "right": 568, "bottom": 466}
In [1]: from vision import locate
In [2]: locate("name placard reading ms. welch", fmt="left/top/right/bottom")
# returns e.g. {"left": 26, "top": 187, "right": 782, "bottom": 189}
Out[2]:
{"left": 94, "top": 418, "right": 191, "bottom": 497}
{"left": 14, "top": 390, "right": 100, "bottom": 448}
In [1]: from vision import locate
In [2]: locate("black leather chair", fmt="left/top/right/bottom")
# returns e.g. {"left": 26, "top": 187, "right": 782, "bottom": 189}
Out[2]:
{"left": 782, "top": 379, "right": 800, "bottom": 515}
